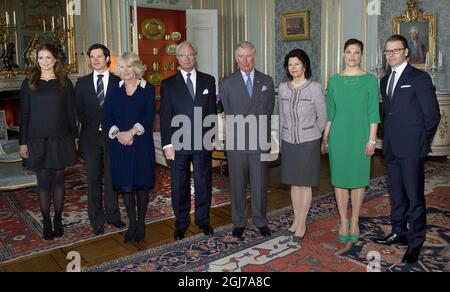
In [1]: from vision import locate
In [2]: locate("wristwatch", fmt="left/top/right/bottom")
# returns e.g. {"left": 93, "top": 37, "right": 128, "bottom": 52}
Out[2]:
{"left": 368, "top": 139, "right": 376, "bottom": 145}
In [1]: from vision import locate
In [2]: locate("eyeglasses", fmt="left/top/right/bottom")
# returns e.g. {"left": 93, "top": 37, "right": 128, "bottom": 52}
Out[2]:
{"left": 384, "top": 48, "right": 406, "bottom": 56}
{"left": 177, "top": 54, "right": 195, "bottom": 59}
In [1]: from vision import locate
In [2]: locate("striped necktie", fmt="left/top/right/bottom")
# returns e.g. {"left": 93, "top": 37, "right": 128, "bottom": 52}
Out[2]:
{"left": 97, "top": 74, "right": 105, "bottom": 107}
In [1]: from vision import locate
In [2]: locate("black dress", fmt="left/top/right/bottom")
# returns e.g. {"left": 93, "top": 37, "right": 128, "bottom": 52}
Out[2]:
{"left": 19, "top": 78, "right": 77, "bottom": 170}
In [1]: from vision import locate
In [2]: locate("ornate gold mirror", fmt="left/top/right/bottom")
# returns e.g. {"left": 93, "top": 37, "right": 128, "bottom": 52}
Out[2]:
{"left": 392, "top": 0, "right": 437, "bottom": 70}
{"left": 0, "top": 0, "right": 77, "bottom": 77}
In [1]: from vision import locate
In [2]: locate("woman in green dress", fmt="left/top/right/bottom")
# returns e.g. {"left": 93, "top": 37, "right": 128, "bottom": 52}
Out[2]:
{"left": 322, "top": 39, "right": 380, "bottom": 244}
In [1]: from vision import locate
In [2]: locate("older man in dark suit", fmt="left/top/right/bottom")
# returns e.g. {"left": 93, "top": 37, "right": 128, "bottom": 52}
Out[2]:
{"left": 220, "top": 41, "right": 275, "bottom": 238}
{"left": 374, "top": 35, "right": 441, "bottom": 264}
{"left": 160, "top": 42, "right": 217, "bottom": 240}
{"left": 75, "top": 44, "right": 125, "bottom": 235}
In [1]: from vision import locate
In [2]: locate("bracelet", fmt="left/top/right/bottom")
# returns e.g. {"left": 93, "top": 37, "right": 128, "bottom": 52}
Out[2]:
{"left": 368, "top": 139, "right": 376, "bottom": 145}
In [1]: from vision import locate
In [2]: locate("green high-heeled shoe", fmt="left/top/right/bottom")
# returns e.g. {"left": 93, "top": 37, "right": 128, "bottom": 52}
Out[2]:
{"left": 349, "top": 220, "right": 359, "bottom": 243}
{"left": 338, "top": 220, "right": 349, "bottom": 243}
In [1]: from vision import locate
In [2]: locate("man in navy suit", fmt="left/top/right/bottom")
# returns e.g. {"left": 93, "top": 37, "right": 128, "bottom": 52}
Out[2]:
{"left": 160, "top": 42, "right": 217, "bottom": 240}
{"left": 374, "top": 35, "right": 441, "bottom": 264}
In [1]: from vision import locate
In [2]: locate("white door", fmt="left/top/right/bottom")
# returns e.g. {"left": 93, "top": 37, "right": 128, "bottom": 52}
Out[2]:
{"left": 186, "top": 9, "right": 219, "bottom": 88}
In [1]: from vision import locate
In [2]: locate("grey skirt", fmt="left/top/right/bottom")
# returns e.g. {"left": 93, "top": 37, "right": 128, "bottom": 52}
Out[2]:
{"left": 281, "top": 139, "right": 321, "bottom": 187}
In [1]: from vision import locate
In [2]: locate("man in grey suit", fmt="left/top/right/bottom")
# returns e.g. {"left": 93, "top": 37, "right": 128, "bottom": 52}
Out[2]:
{"left": 220, "top": 41, "right": 275, "bottom": 238}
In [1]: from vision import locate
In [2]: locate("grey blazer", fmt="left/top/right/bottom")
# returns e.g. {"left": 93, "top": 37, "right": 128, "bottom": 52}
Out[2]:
{"left": 278, "top": 81, "right": 327, "bottom": 144}
{"left": 220, "top": 70, "right": 275, "bottom": 153}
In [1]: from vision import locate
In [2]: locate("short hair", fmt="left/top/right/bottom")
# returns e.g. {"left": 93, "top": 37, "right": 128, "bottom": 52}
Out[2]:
{"left": 409, "top": 26, "right": 419, "bottom": 34}
{"left": 283, "top": 49, "right": 312, "bottom": 80}
{"left": 386, "top": 34, "right": 409, "bottom": 52}
{"left": 176, "top": 42, "right": 198, "bottom": 56}
{"left": 344, "top": 38, "right": 364, "bottom": 54}
{"left": 235, "top": 41, "right": 257, "bottom": 61}
{"left": 117, "top": 52, "right": 147, "bottom": 79}
{"left": 87, "top": 43, "right": 111, "bottom": 67}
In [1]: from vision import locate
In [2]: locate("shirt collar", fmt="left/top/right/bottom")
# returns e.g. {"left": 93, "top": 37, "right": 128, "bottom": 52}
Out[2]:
{"left": 241, "top": 69, "right": 255, "bottom": 79}
{"left": 94, "top": 70, "right": 109, "bottom": 79}
{"left": 392, "top": 60, "right": 408, "bottom": 75}
{"left": 119, "top": 79, "right": 147, "bottom": 88}
{"left": 180, "top": 68, "right": 196, "bottom": 79}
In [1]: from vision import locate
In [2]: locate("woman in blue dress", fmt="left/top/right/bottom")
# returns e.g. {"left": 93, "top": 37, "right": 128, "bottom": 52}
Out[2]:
{"left": 105, "top": 52, "right": 156, "bottom": 243}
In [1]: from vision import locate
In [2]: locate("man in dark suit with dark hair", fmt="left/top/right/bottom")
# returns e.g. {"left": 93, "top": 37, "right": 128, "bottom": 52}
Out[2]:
{"left": 374, "top": 35, "right": 441, "bottom": 264}
{"left": 75, "top": 44, "right": 125, "bottom": 235}
{"left": 160, "top": 42, "right": 217, "bottom": 240}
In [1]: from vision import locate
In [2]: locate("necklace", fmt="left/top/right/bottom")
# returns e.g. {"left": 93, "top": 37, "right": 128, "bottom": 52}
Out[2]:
{"left": 125, "top": 80, "right": 140, "bottom": 96}
{"left": 291, "top": 79, "right": 307, "bottom": 88}
{"left": 40, "top": 75, "right": 56, "bottom": 81}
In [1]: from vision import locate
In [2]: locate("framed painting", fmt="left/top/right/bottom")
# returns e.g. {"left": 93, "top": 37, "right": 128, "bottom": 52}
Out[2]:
{"left": 392, "top": 0, "right": 436, "bottom": 70}
{"left": 281, "top": 11, "right": 310, "bottom": 42}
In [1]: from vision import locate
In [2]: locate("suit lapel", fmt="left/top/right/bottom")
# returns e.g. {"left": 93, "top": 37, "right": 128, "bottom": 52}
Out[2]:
{"left": 248, "top": 70, "right": 263, "bottom": 112}
{"left": 391, "top": 64, "right": 413, "bottom": 108}
{"left": 234, "top": 72, "right": 252, "bottom": 112}
{"left": 105, "top": 72, "right": 116, "bottom": 103}
{"left": 194, "top": 72, "right": 204, "bottom": 105}
{"left": 87, "top": 73, "right": 100, "bottom": 109}
{"left": 176, "top": 71, "right": 195, "bottom": 105}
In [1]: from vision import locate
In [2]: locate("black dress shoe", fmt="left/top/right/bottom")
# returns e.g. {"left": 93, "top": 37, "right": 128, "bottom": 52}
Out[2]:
{"left": 108, "top": 220, "right": 126, "bottom": 228}
{"left": 232, "top": 227, "right": 245, "bottom": 238}
{"left": 174, "top": 229, "right": 186, "bottom": 240}
{"left": 402, "top": 247, "right": 421, "bottom": 264}
{"left": 373, "top": 233, "right": 407, "bottom": 245}
{"left": 200, "top": 224, "right": 214, "bottom": 236}
{"left": 93, "top": 226, "right": 104, "bottom": 236}
{"left": 258, "top": 226, "right": 272, "bottom": 237}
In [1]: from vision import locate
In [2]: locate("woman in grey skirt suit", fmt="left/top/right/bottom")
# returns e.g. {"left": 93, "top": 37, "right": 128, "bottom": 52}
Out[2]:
{"left": 278, "top": 49, "right": 327, "bottom": 242}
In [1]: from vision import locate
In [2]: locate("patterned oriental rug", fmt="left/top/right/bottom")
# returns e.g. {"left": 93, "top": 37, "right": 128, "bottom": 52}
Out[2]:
{"left": 0, "top": 164, "right": 232, "bottom": 263}
{"left": 86, "top": 162, "right": 450, "bottom": 272}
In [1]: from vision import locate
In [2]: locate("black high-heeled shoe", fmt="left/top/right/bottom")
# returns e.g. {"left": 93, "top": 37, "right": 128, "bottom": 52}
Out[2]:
{"left": 53, "top": 215, "right": 64, "bottom": 238}
{"left": 43, "top": 217, "right": 54, "bottom": 241}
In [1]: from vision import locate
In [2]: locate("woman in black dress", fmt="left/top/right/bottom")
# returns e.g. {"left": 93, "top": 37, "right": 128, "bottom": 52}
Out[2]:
{"left": 19, "top": 43, "right": 77, "bottom": 241}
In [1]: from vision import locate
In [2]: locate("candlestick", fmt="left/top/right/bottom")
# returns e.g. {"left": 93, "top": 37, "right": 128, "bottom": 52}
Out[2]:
{"left": 439, "top": 50, "right": 443, "bottom": 68}
{"left": 6, "top": 11, "right": 9, "bottom": 26}
{"left": 63, "top": 16, "right": 65, "bottom": 30}
{"left": 13, "top": 11, "right": 16, "bottom": 26}
{"left": 43, "top": 19, "right": 46, "bottom": 33}
{"left": 52, "top": 16, "right": 55, "bottom": 30}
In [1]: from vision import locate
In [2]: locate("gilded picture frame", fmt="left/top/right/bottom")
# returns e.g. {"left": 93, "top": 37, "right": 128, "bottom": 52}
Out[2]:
{"left": 392, "top": 0, "right": 436, "bottom": 70}
{"left": 281, "top": 11, "right": 310, "bottom": 42}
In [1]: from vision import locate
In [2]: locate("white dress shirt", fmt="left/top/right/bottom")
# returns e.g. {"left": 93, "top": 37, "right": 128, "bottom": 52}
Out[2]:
{"left": 180, "top": 68, "right": 197, "bottom": 96}
{"left": 241, "top": 69, "right": 255, "bottom": 85}
{"left": 93, "top": 70, "right": 110, "bottom": 96}
{"left": 386, "top": 61, "right": 408, "bottom": 96}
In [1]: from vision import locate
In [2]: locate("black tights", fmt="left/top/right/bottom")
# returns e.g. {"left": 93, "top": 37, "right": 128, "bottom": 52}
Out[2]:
{"left": 36, "top": 169, "right": 65, "bottom": 219}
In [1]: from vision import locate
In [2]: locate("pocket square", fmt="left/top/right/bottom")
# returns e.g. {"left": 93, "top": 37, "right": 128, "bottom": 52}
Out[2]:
{"left": 203, "top": 89, "right": 209, "bottom": 95}
{"left": 262, "top": 85, "right": 268, "bottom": 92}
{"left": 401, "top": 85, "right": 412, "bottom": 88}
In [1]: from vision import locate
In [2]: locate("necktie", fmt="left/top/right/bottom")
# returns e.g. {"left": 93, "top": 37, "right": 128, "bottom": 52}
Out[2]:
{"left": 97, "top": 74, "right": 105, "bottom": 107}
{"left": 186, "top": 72, "right": 195, "bottom": 99}
{"left": 387, "top": 71, "right": 396, "bottom": 100}
{"left": 246, "top": 73, "right": 253, "bottom": 97}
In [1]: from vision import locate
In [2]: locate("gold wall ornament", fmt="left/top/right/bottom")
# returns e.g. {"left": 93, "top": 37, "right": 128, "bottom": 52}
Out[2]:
{"left": 392, "top": 0, "right": 437, "bottom": 70}
{"left": 438, "top": 110, "right": 448, "bottom": 140}
{"left": 0, "top": 0, "right": 78, "bottom": 76}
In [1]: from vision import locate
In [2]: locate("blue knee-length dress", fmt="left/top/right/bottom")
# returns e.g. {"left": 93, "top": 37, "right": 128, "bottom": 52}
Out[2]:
{"left": 104, "top": 80, "right": 156, "bottom": 193}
